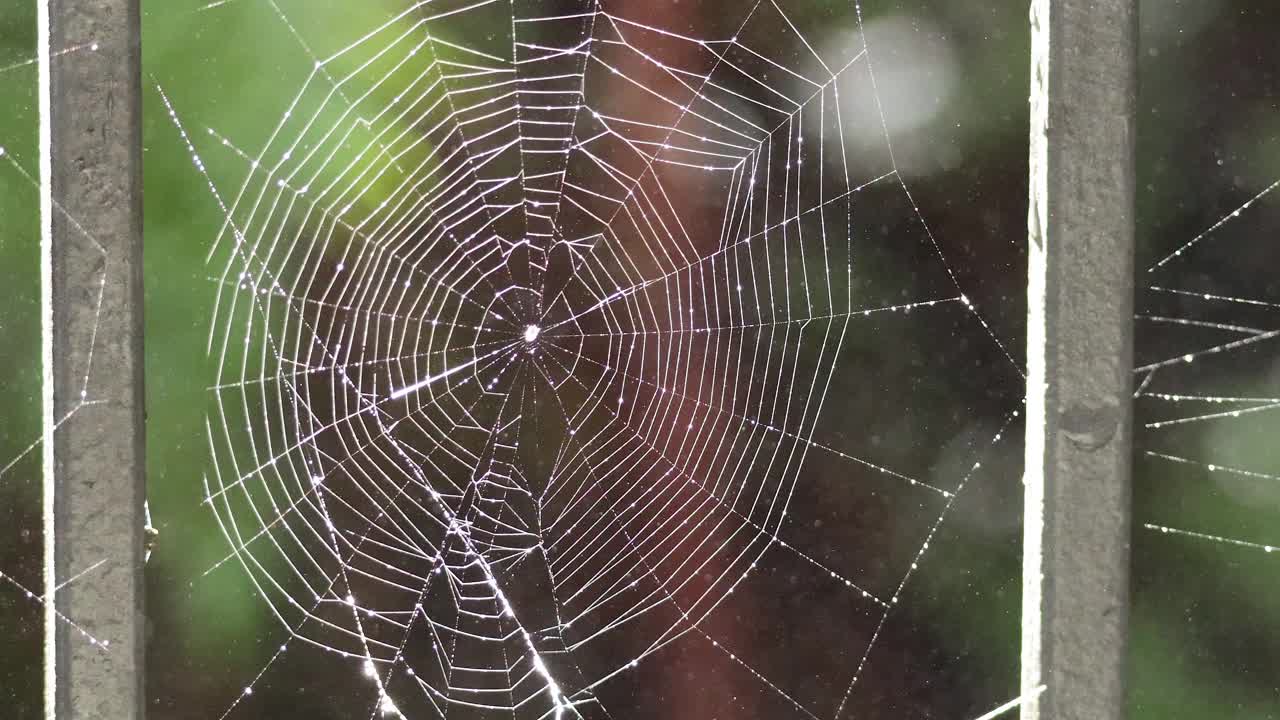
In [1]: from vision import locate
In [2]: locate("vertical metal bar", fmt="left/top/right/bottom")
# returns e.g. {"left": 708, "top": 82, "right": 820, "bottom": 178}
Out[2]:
{"left": 41, "top": 0, "right": 145, "bottom": 718}
{"left": 1022, "top": 1, "right": 1137, "bottom": 719}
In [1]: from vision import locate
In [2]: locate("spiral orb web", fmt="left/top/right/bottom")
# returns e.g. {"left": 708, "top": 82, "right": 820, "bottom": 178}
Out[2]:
{"left": 171, "top": 1, "right": 1023, "bottom": 718}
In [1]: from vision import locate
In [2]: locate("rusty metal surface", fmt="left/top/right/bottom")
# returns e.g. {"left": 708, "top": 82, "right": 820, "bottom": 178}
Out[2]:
{"left": 46, "top": 0, "right": 145, "bottom": 717}
{"left": 1022, "top": 1, "right": 1138, "bottom": 719}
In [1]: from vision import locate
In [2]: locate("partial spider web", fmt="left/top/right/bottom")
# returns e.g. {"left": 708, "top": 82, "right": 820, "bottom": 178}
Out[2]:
{"left": 1131, "top": 5, "right": 1280, "bottom": 714}
{"left": 0, "top": 7, "right": 116, "bottom": 715}
{"left": 153, "top": 1, "right": 1025, "bottom": 718}
{"left": 1134, "top": 178, "right": 1280, "bottom": 716}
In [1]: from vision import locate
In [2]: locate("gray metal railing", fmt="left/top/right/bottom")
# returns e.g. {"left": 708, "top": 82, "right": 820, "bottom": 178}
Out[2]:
{"left": 41, "top": 0, "right": 145, "bottom": 718}
{"left": 1021, "top": 1, "right": 1137, "bottom": 719}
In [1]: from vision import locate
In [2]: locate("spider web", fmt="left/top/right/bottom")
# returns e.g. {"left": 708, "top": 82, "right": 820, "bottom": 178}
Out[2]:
{"left": 1134, "top": 175, "right": 1280, "bottom": 715}
{"left": 0, "top": 13, "right": 116, "bottom": 714}
{"left": 155, "top": 1, "right": 1024, "bottom": 718}
{"left": 1131, "top": 7, "right": 1280, "bottom": 712}
{"left": 1139, "top": 178, "right": 1280, "bottom": 551}
{"left": 0, "top": 143, "right": 116, "bottom": 649}
{"left": 1136, "top": 182, "right": 1280, "bottom": 554}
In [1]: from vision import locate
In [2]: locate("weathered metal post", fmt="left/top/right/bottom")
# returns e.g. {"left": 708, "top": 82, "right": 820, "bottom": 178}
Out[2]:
{"left": 1022, "top": 1, "right": 1137, "bottom": 719}
{"left": 40, "top": 0, "right": 145, "bottom": 718}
